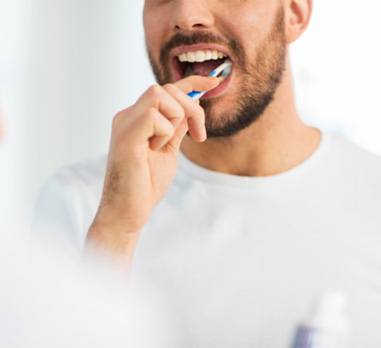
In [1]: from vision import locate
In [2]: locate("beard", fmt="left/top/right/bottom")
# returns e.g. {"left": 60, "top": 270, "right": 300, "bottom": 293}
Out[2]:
{"left": 146, "top": 7, "right": 287, "bottom": 139}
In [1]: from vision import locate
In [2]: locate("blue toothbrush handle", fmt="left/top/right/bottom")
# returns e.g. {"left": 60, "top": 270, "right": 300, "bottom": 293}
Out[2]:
{"left": 187, "top": 67, "right": 220, "bottom": 99}
{"left": 187, "top": 90, "right": 203, "bottom": 99}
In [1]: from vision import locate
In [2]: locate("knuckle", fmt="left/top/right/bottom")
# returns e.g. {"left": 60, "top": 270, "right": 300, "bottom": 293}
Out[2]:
{"left": 175, "top": 105, "right": 186, "bottom": 119}
{"left": 146, "top": 107, "right": 163, "bottom": 127}
{"left": 112, "top": 113, "right": 121, "bottom": 127}
{"left": 164, "top": 83, "right": 180, "bottom": 95}
{"left": 189, "top": 104, "right": 204, "bottom": 119}
{"left": 147, "top": 84, "right": 162, "bottom": 98}
{"left": 163, "top": 83, "right": 174, "bottom": 91}
{"left": 146, "top": 107, "right": 157, "bottom": 121}
{"left": 112, "top": 106, "right": 133, "bottom": 128}
{"left": 112, "top": 111, "right": 125, "bottom": 127}
{"left": 160, "top": 85, "right": 187, "bottom": 119}
{"left": 174, "top": 107, "right": 186, "bottom": 122}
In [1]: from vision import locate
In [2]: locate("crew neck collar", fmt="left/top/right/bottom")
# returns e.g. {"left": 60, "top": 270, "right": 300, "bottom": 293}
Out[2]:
{"left": 177, "top": 130, "right": 331, "bottom": 189}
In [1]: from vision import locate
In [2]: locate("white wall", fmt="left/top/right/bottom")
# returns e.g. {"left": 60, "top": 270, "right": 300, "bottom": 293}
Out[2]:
{"left": 0, "top": 0, "right": 30, "bottom": 228}
{"left": 1, "top": 0, "right": 381, "bottom": 226}
{"left": 1, "top": 1, "right": 153, "bottom": 225}
{"left": 292, "top": 0, "right": 381, "bottom": 154}
{"left": 25, "top": 0, "right": 151, "bottom": 206}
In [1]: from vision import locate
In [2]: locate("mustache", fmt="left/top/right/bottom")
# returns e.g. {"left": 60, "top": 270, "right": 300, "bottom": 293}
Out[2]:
{"left": 159, "top": 32, "right": 246, "bottom": 67}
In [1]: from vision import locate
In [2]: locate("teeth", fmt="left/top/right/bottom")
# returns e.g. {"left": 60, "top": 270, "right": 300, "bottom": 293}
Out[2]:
{"left": 211, "top": 51, "right": 219, "bottom": 60}
{"left": 187, "top": 52, "right": 196, "bottom": 63}
{"left": 177, "top": 50, "right": 228, "bottom": 63}
{"left": 195, "top": 51, "right": 205, "bottom": 62}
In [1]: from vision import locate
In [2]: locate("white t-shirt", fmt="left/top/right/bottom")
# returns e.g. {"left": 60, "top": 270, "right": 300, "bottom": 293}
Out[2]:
{"left": 33, "top": 131, "right": 381, "bottom": 348}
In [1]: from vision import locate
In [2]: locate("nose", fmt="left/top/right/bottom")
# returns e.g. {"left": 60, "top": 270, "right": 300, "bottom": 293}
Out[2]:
{"left": 170, "top": 0, "right": 214, "bottom": 32}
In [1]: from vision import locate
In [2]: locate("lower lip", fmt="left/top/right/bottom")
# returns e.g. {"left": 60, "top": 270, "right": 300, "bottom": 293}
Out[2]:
{"left": 202, "top": 70, "right": 233, "bottom": 99}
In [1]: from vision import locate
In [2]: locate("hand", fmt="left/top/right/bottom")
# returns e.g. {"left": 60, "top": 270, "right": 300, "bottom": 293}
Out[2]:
{"left": 87, "top": 75, "right": 220, "bottom": 255}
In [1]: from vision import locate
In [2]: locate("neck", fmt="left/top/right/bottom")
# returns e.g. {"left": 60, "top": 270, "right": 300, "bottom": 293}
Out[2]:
{"left": 180, "top": 58, "right": 321, "bottom": 177}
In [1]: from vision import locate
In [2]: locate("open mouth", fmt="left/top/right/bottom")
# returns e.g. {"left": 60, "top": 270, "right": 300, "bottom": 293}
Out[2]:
{"left": 171, "top": 47, "right": 234, "bottom": 98}
{"left": 171, "top": 47, "right": 232, "bottom": 78}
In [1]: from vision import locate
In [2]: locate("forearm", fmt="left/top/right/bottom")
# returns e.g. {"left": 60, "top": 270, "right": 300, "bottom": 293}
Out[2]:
{"left": 86, "top": 222, "right": 141, "bottom": 266}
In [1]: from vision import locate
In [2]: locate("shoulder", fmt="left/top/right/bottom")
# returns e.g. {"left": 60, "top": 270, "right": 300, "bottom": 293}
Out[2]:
{"left": 327, "top": 132, "right": 381, "bottom": 176}
{"left": 33, "top": 155, "right": 107, "bottom": 250}
{"left": 47, "top": 155, "right": 107, "bottom": 193}
{"left": 38, "top": 154, "right": 108, "bottom": 221}
{"left": 324, "top": 132, "right": 381, "bottom": 216}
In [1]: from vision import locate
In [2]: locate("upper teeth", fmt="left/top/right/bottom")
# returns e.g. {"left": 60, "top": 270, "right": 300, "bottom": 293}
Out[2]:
{"left": 177, "top": 50, "right": 228, "bottom": 63}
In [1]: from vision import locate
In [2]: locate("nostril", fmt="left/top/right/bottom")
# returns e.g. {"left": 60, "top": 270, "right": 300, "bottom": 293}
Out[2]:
{"left": 175, "top": 23, "right": 205, "bottom": 30}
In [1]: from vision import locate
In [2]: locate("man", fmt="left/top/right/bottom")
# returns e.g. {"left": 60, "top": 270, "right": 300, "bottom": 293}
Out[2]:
{"left": 34, "top": 0, "right": 381, "bottom": 347}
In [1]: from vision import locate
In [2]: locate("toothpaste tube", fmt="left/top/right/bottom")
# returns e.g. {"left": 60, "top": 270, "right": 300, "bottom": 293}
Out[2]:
{"left": 291, "top": 292, "right": 350, "bottom": 348}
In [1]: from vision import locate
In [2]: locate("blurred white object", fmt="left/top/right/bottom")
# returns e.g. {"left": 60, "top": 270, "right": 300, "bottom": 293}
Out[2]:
{"left": 0, "top": 231, "right": 173, "bottom": 348}
{"left": 292, "top": 292, "right": 350, "bottom": 348}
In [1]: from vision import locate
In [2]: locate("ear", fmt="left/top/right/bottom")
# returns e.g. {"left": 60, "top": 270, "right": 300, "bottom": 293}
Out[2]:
{"left": 284, "top": 0, "right": 313, "bottom": 43}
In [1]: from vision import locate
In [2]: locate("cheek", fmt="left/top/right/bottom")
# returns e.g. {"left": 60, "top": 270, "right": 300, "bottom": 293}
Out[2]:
{"left": 223, "top": 4, "right": 278, "bottom": 49}
{"left": 143, "top": 13, "right": 164, "bottom": 59}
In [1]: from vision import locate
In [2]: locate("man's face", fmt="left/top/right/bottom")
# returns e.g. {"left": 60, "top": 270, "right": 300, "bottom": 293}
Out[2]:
{"left": 144, "top": 0, "right": 287, "bottom": 138}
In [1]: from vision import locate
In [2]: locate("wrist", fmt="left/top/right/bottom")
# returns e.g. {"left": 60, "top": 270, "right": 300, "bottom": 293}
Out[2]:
{"left": 86, "top": 220, "right": 141, "bottom": 257}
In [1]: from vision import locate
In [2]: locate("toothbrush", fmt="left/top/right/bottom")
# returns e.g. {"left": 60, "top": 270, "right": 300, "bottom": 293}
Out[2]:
{"left": 187, "top": 60, "right": 232, "bottom": 100}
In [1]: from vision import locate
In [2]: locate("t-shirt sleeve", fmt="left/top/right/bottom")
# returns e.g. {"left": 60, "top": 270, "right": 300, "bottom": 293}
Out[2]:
{"left": 32, "top": 170, "right": 90, "bottom": 259}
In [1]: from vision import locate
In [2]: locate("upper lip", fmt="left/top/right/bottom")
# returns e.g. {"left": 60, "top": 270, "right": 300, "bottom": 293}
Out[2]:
{"left": 170, "top": 44, "right": 231, "bottom": 60}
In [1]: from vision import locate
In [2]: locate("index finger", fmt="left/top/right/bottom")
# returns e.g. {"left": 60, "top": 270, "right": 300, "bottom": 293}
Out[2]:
{"left": 173, "top": 75, "right": 221, "bottom": 95}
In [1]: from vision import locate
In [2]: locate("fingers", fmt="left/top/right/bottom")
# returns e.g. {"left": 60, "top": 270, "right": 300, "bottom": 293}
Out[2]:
{"left": 117, "top": 75, "right": 221, "bottom": 153}
{"left": 174, "top": 75, "right": 221, "bottom": 94}
{"left": 168, "top": 75, "right": 222, "bottom": 142}
{"left": 148, "top": 108, "right": 175, "bottom": 151}
{"left": 114, "top": 105, "right": 175, "bottom": 152}
{"left": 125, "top": 85, "right": 185, "bottom": 145}
{"left": 168, "top": 117, "right": 189, "bottom": 152}
{"left": 163, "top": 83, "right": 206, "bottom": 142}
{"left": 135, "top": 84, "right": 185, "bottom": 126}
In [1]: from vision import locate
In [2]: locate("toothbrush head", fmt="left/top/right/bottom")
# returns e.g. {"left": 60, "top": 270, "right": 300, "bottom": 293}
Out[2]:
{"left": 209, "top": 59, "right": 232, "bottom": 79}
{"left": 220, "top": 63, "right": 232, "bottom": 78}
